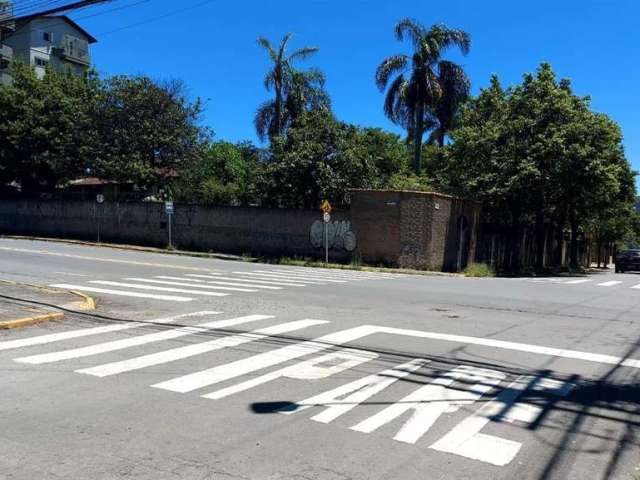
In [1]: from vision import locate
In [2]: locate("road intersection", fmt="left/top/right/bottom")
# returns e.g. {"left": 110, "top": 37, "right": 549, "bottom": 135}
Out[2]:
{"left": 1, "top": 238, "right": 639, "bottom": 479}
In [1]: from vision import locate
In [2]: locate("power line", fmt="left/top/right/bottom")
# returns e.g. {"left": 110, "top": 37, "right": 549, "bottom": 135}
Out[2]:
{"left": 97, "top": 0, "right": 217, "bottom": 36}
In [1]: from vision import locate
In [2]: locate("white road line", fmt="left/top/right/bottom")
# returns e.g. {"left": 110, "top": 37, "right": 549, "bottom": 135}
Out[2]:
{"left": 49, "top": 284, "right": 194, "bottom": 302}
{"left": 186, "top": 274, "right": 307, "bottom": 287}
{"left": 14, "top": 315, "right": 272, "bottom": 365}
{"left": 563, "top": 279, "right": 591, "bottom": 285}
{"left": 121, "top": 278, "right": 256, "bottom": 293}
{"left": 156, "top": 320, "right": 640, "bottom": 394}
{"left": 0, "top": 246, "right": 211, "bottom": 271}
{"left": 232, "top": 272, "right": 327, "bottom": 285}
{"left": 152, "top": 325, "right": 374, "bottom": 393}
{"left": 597, "top": 281, "right": 623, "bottom": 287}
{"left": 0, "top": 311, "right": 218, "bottom": 352}
{"left": 202, "top": 348, "right": 377, "bottom": 400}
{"left": 272, "top": 267, "right": 399, "bottom": 278}
{"left": 90, "top": 281, "right": 230, "bottom": 297}
{"left": 631, "top": 284, "right": 640, "bottom": 290}
{"left": 261, "top": 269, "right": 370, "bottom": 281}
{"left": 251, "top": 271, "right": 348, "bottom": 283}
{"left": 77, "top": 319, "right": 327, "bottom": 377}
{"left": 155, "top": 276, "right": 282, "bottom": 290}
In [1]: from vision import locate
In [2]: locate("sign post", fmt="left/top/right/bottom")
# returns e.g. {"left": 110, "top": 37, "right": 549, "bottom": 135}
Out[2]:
{"left": 321, "top": 200, "right": 332, "bottom": 265}
{"left": 165, "top": 201, "right": 174, "bottom": 249}
{"left": 96, "top": 194, "right": 104, "bottom": 243}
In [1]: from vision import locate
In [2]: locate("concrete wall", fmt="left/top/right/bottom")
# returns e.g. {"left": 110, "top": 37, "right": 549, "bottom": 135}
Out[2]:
{"left": 350, "top": 190, "right": 480, "bottom": 271}
{"left": 0, "top": 200, "right": 354, "bottom": 261}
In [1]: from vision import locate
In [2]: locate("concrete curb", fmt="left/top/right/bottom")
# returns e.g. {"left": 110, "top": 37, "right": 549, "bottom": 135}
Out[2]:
{"left": 0, "top": 279, "right": 96, "bottom": 329}
{"left": 0, "top": 312, "right": 65, "bottom": 330}
{"left": 1, "top": 235, "right": 249, "bottom": 262}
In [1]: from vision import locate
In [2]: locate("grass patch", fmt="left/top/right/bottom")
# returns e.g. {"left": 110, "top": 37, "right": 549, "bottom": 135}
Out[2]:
{"left": 464, "top": 263, "right": 496, "bottom": 278}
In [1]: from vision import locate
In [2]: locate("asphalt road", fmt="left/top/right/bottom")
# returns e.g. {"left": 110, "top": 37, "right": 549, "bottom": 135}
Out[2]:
{"left": 0, "top": 237, "right": 639, "bottom": 480}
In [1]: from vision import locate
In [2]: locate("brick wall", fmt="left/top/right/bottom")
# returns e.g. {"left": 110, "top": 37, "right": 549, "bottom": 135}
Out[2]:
{"left": 350, "top": 190, "right": 480, "bottom": 271}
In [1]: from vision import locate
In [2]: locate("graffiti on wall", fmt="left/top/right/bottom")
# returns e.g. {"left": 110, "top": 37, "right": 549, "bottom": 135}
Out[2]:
{"left": 310, "top": 220, "right": 357, "bottom": 252}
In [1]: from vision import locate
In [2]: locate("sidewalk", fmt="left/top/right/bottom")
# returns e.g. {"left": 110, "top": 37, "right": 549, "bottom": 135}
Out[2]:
{"left": 0, "top": 280, "right": 95, "bottom": 329}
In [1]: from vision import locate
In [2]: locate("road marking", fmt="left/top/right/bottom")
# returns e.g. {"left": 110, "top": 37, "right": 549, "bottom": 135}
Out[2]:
{"left": 279, "top": 359, "right": 428, "bottom": 422}
{"left": 430, "top": 375, "right": 532, "bottom": 466}
{"left": 350, "top": 366, "right": 504, "bottom": 444}
{"left": 252, "top": 271, "right": 348, "bottom": 283}
{"left": 258, "top": 270, "right": 363, "bottom": 281}
{"left": 0, "top": 246, "right": 212, "bottom": 271}
{"left": 232, "top": 272, "right": 328, "bottom": 285}
{"left": 0, "top": 311, "right": 218, "bottom": 352}
{"left": 155, "top": 276, "right": 282, "bottom": 290}
{"left": 152, "top": 325, "right": 375, "bottom": 393}
{"left": 121, "top": 278, "right": 256, "bottom": 293}
{"left": 202, "top": 348, "right": 377, "bottom": 400}
{"left": 77, "top": 319, "right": 326, "bottom": 377}
{"left": 563, "top": 279, "right": 591, "bottom": 285}
{"left": 89, "top": 281, "right": 230, "bottom": 297}
{"left": 14, "top": 315, "right": 272, "bottom": 365}
{"left": 49, "top": 284, "right": 194, "bottom": 302}
{"left": 154, "top": 320, "right": 640, "bottom": 394}
{"left": 186, "top": 274, "right": 307, "bottom": 287}
{"left": 597, "top": 281, "right": 623, "bottom": 287}
{"left": 631, "top": 284, "right": 640, "bottom": 290}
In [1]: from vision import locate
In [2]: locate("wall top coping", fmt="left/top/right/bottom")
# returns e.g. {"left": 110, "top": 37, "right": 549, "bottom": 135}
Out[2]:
{"left": 348, "top": 188, "right": 475, "bottom": 202}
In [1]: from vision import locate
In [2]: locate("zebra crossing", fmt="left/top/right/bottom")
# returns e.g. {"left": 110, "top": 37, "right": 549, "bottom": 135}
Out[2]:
{"left": 1, "top": 309, "right": 604, "bottom": 467}
{"left": 49, "top": 267, "right": 402, "bottom": 303}
{"left": 518, "top": 276, "right": 640, "bottom": 290}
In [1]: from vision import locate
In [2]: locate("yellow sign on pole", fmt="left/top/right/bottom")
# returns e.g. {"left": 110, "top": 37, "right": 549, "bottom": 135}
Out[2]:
{"left": 321, "top": 200, "right": 332, "bottom": 214}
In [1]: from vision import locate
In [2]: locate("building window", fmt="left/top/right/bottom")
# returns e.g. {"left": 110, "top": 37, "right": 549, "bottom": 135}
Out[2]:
{"left": 34, "top": 57, "right": 48, "bottom": 68}
{"left": 43, "top": 32, "right": 52, "bottom": 42}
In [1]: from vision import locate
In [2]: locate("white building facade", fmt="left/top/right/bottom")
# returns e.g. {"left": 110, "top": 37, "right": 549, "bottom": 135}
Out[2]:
{"left": 2, "top": 15, "right": 96, "bottom": 80}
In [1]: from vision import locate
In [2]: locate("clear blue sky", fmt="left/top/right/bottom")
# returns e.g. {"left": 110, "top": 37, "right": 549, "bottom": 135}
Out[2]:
{"left": 73, "top": 0, "right": 639, "bottom": 176}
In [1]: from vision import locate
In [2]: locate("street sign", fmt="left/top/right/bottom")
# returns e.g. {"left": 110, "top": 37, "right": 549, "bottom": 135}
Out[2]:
{"left": 165, "top": 201, "right": 174, "bottom": 215}
{"left": 321, "top": 200, "right": 332, "bottom": 214}
{"left": 323, "top": 212, "right": 331, "bottom": 223}
{"left": 96, "top": 194, "right": 104, "bottom": 204}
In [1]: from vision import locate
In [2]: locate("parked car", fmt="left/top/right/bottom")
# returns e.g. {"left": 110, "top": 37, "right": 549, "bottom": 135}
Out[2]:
{"left": 615, "top": 249, "right": 640, "bottom": 273}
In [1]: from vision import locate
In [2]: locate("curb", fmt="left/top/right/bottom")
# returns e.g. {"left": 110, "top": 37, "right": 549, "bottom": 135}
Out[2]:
{"left": 0, "top": 279, "right": 96, "bottom": 329}
{"left": 0, "top": 312, "right": 65, "bottom": 330}
{"left": 1, "top": 235, "right": 249, "bottom": 262}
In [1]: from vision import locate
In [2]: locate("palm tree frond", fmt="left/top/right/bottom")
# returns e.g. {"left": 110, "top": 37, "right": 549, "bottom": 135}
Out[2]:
{"left": 257, "top": 37, "right": 277, "bottom": 62}
{"left": 288, "top": 46, "right": 320, "bottom": 62}
{"left": 394, "top": 17, "right": 425, "bottom": 48}
{"left": 375, "top": 54, "right": 409, "bottom": 91}
{"left": 254, "top": 101, "right": 276, "bottom": 142}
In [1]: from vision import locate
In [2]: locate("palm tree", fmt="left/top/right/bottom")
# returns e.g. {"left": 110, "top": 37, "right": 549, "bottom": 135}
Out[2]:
{"left": 376, "top": 19, "right": 471, "bottom": 174}
{"left": 255, "top": 33, "right": 322, "bottom": 142}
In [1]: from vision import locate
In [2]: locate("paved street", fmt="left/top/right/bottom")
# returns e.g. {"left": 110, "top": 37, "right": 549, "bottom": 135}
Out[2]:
{"left": 1, "top": 237, "right": 639, "bottom": 480}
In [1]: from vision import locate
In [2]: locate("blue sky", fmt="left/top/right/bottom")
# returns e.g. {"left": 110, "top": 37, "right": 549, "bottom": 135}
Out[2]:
{"left": 73, "top": 0, "right": 639, "bottom": 174}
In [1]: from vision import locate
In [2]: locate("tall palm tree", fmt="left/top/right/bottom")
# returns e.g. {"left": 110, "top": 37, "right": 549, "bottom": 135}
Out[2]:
{"left": 255, "top": 33, "right": 322, "bottom": 142}
{"left": 376, "top": 19, "right": 471, "bottom": 174}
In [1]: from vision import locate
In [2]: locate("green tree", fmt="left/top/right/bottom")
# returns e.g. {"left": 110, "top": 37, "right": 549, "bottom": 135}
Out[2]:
{"left": 434, "top": 64, "right": 636, "bottom": 271}
{"left": 92, "top": 76, "right": 207, "bottom": 193}
{"left": 261, "top": 110, "right": 408, "bottom": 208}
{"left": 173, "top": 141, "right": 262, "bottom": 206}
{"left": 376, "top": 19, "right": 470, "bottom": 174}
{"left": 0, "top": 62, "right": 98, "bottom": 193}
{"left": 255, "top": 33, "right": 327, "bottom": 142}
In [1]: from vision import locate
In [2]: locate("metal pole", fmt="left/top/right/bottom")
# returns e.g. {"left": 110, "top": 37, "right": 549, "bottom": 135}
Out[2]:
{"left": 325, "top": 221, "right": 329, "bottom": 264}
{"left": 97, "top": 206, "right": 101, "bottom": 243}
{"left": 168, "top": 213, "right": 172, "bottom": 249}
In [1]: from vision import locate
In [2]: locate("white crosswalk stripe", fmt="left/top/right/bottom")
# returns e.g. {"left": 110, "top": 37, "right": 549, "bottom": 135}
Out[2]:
{"left": 185, "top": 274, "right": 307, "bottom": 287}
{"left": 77, "top": 319, "right": 327, "bottom": 377}
{"left": 122, "top": 278, "right": 258, "bottom": 293}
{"left": 50, "top": 284, "right": 195, "bottom": 302}
{"left": 89, "top": 280, "right": 231, "bottom": 296}
{"left": 251, "top": 271, "right": 348, "bottom": 283}
{"left": 0, "top": 311, "right": 218, "bottom": 352}
{"left": 14, "top": 314, "right": 272, "bottom": 365}
{"left": 597, "top": 281, "right": 623, "bottom": 287}
{"left": 155, "top": 276, "right": 282, "bottom": 290}
{"left": 231, "top": 272, "right": 328, "bottom": 285}
{"left": 563, "top": 279, "right": 591, "bottom": 285}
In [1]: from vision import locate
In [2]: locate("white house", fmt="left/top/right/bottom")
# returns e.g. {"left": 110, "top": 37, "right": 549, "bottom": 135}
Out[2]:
{"left": 2, "top": 15, "right": 97, "bottom": 79}
{"left": 0, "top": 1, "right": 13, "bottom": 84}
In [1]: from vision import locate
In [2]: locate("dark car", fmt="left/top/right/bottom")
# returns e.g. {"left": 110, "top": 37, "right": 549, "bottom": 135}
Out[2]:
{"left": 615, "top": 249, "right": 640, "bottom": 273}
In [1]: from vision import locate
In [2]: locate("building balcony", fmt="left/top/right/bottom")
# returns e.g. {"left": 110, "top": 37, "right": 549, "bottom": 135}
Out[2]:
{"left": 52, "top": 35, "right": 90, "bottom": 66}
